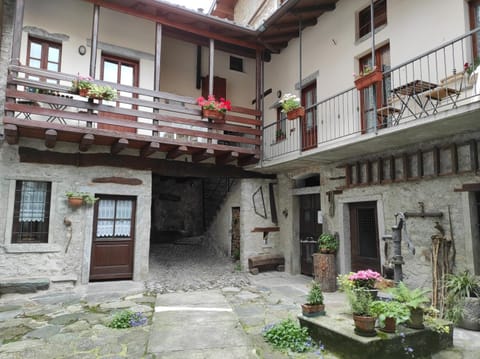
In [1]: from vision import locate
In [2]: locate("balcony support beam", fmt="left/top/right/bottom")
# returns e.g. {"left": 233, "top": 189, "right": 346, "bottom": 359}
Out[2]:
{"left": 167, "top": 145, "right": 188, "bottom": 160}
{"left": 79, "top": 134, "right": 95, "bottom": 152}
{"left": 192, "top": 148, "right": 214, "bottom": 163}
{"left": 4, "top": 124, "right": 19, "bottom": 145}
{"left": 238, "top": 154, "right": 260, "bottom": 167}
{"left": 111, "top": 138, "right": 128, "bottom": 154}
{"left": 216, "top": 151, "right": 239, "bottom": 165}
{"left": 140, "top": 142, "right": 159, "bottom": 158}
{"left": 45, "top": 129, "right": 57, "bottom": 149}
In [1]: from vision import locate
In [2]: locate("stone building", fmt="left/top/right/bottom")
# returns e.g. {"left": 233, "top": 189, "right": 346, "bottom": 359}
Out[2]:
{"left": 1, "top": 0, "right": 479, "bottom": 293}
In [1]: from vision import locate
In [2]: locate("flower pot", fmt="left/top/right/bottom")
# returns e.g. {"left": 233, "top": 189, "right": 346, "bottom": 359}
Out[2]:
{"left": 78, "top": 88, "right": 89, "bottom": 97}
{"left": 381, "top": 317, "right": 396, "bottom": 333}
{"left": 353, "top": 314, "right": 376, "bottom": 337}
{"left": 202, "top": 109, "right": 225, "bottom": 123}
{"left": 301, "top": 303, "right": 325, "bottom": 317}
{"left": 287, "top": 107, "right": 305, "bottom": 120}
{"left": 68, "top": 196, "right": 84, "bottom": 208}
{"left": 354, "top": 67, "right": 383, "bottom": 91}
{"left": 407, "top": 307, "right": 424, "bottom": 329}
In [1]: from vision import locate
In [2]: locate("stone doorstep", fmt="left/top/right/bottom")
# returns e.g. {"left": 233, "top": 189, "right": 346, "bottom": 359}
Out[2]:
{"left": 0, "top": 278, "right": 50, "bottom": 294}
{"left": 299, "top": 313, "right": 453, "bottom": 359}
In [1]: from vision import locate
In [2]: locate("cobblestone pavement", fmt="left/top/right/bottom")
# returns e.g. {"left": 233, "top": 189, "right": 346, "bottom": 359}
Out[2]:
{"left": 1, "top": 243, "right": 479, "bottom": 358}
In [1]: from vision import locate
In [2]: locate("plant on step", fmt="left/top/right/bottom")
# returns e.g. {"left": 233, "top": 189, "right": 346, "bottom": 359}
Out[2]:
{"left": 388, "top": 281, "right": 430, "bottom": 310}
{"left": 370, "top": 299, "right": 410, "bottom": 328}
{"left": 317, "top": 232, "right": 338, "bottom": 254}
{"left": 306, "top": 281, "right": 324, "bottom": 305}
{"left": 107, "top": 310, "right": 147, "bottom": 329}
{"left": 444, "top": 270, "right": 480, "bottom": 323}
{"left": 262, "top": 318, "right": 316, "bottom": 353}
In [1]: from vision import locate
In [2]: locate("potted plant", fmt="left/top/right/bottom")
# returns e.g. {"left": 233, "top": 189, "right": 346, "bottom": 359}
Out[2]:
{"left": 444, "top": 271, "right": 480, "bottom": 331}
{"left": 348, "top": 269, "right": 382, "bottom": 299}
{"left": 87, "top": 84, "right": 117, "bottom": 101}
{"left": 370, "top": 299, "right": 410, "bottom": 333}
{"left": 66, "top": 191, "right": 99, "bottom": 208}
{"left": 197, "top": 95, "right": 232, "bottom": 123}
{"left": 71, "top": 75, "right": 94, "bottom": 97}
{"left": 301, "top": 281, "right": 325, "bottom": 317}
{"left": 279, "top": 93, "right": 304, "bottom": 120}
{"left": 354, "top": 65, "right": 383, "bottom": 91}
{"left": 388, "top": 281, "right": 430, "bottom": 329}
{"left": 318, "top": 233, "right": 338, "bottom": 254}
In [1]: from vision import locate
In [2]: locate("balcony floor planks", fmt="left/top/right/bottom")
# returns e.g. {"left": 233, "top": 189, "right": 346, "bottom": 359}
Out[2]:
{"left": 3, "top": 117, "right": 260, "bottom": 165}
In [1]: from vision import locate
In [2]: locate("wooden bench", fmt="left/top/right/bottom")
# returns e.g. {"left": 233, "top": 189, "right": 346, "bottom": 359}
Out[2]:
{"left": 248, "top": 254, "right": 285, "bottom": 274}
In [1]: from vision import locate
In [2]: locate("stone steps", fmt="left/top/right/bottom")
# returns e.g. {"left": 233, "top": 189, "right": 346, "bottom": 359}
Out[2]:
{"left": 0, "top": 278, "right": 50, "bottom": 295}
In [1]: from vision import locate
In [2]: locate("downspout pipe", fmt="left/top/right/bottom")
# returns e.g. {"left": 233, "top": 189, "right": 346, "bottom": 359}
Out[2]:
{"left": 370, "top": 0, "right": 377, "bottom": 135}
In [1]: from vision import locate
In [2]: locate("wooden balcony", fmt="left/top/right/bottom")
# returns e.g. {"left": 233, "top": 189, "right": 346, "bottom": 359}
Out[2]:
{"left": 3, "top": 66, "right": 261, "bottom": 168}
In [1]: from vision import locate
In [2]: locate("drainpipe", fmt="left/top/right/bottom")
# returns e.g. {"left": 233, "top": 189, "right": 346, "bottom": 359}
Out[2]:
{"left": 89, "top": 4, "right": 100, "bottom": 79}
{"left": 11, "top": 0, "right": 25, "bottom": 66}
{"left": 370, "top": 0, "right": 378, "bottom": 135}
{"left": 298, "top": 18, "right": 302, "bottom": 95}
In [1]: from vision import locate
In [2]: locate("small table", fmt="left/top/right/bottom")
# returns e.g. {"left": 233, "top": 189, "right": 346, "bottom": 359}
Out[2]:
{"left": 392, "top": 80, "right": 438, "bottom": 119}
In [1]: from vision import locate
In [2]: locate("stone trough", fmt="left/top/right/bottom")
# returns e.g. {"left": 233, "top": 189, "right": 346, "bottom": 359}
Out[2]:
{"left": 299, "top": 310, "right": 453, "bottom": 359}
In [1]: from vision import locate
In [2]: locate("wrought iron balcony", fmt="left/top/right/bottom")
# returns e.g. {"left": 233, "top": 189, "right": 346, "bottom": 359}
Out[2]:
{"left": 4, "top": 65, "right": 261, "bottom": 167}
{"left": 263, "top": 28, "right": 480, "bottom": 164}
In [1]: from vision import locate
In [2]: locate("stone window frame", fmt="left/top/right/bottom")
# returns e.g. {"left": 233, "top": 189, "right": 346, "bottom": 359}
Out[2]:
{"left": 3, "top": 177, "right": 60, "bottom": 253}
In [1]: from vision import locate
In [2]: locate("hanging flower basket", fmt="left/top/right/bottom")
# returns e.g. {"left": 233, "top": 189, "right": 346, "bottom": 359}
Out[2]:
{"left": 67, "top": 196, "right": 84, "bottom": 208}
{"left": 354, "top": 66, "right": 383, "bottom": 91}
{"left": 202, "top": 109, "right": 226, "bottom": 123}
{"left": 286, "top": 106, "right": 305, "bottom": 120}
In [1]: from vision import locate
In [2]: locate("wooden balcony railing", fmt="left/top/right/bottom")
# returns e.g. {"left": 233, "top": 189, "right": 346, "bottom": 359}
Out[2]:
{"left": 4, "top": 65, "right": 261, "bottom": 167}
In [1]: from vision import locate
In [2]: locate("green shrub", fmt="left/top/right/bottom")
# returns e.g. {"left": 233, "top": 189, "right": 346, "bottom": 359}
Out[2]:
{"left": 262, "top": 318, "right": 314, "bottom": 353}
{"left": 107, "top": 310, "right": 147, "bottom": 329}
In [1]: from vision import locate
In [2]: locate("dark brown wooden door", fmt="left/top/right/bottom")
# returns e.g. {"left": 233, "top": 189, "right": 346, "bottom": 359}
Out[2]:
{"left": 301, "top": 82, "right": 317, "bottom": 151}
{"left": 90, "top": 196, "right": 136, "bottom": 281}
{"left": 99, "top": 54, "right": 138, "bottom": 133}
{"left": 300, "top": 194, "right": 322, "bottom": 275}
{"left": 350, "top": 202, "right": 381, "bottom": 273}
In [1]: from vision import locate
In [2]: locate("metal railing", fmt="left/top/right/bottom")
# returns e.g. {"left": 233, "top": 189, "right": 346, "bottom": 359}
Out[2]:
{"left": 263, "top": 28, "right": 480, "bottom": 162}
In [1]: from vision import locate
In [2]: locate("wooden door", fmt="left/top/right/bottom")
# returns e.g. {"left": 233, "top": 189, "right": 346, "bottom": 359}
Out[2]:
{"left": 99, "top": 54, "right": 138, "bottom": 133}
{"left": 90, "top": 196, "right": 136, "bottom": 281}
{"left": 299, "top": 194, "right": 322, "bottom": 275}
{"left": 350, "top": 202, "right": 381, "bottom": 273}
{"left": 231, "top": 207, "right": 240, "bottom": 259}
{"left": 301, "top": 82, "right": 317, "bottom": 151}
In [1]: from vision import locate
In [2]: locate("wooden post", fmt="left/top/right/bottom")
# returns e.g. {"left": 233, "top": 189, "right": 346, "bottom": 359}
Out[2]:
{"left": 208, "top": 39, "right": 214, "bottom": 95}
{"left": 313, "top": 253, "right": 337, "bottom": 292}
{"left": 153, "top": 23, "right": 162, "bottom": 136}
{"left": 11, "top": 0, "right": 25, "bottom": 66}
{"left": 89, "top": 4, "right": 100, "bottom": 79}
{"left": 255, "top": 48, "right": 262, "bottom": 153}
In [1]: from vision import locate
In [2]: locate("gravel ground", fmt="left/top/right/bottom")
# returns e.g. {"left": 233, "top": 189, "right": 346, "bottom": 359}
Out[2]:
{"left": 144, "top": 241, "right": 250, "bottom": 294}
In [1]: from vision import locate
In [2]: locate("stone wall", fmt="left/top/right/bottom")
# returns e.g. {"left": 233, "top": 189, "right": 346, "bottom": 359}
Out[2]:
{"left": 207, "top": 178, "right": 281, "bottom": 271}
{"left": 273, "top": 134, "right": 480, "bottom": 288}
{"left": 0, "top": 140, "right": 152, "bottom": 285}
{"left": 0, "top": 0, "right": 14, "bottom": 122}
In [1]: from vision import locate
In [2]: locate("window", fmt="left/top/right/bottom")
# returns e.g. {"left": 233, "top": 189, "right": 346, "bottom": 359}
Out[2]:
{"left": 358, "top": 0, "right": 387, "bottom": 39}
{"left": 12, "top": 181, "right": 52, "bottom": 243}
{"left": 27, "top": 37, "right": 61, "bottom": 72}
{"left": 469, "top": 1, "right": 480, "bottom": 60}
{"left": 229, "top": 56, "right": 244, "bottom": 72}
{"left": 95, "top": 198, "right": 134, "bottom": 239}
{"left": 276, "top": 108, "right": 286, "bottom": 141}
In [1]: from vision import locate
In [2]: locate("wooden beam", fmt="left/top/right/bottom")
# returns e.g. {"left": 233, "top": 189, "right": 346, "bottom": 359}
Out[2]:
{"left": 45, "top": 129, "right": 57, "bottom": 149}
{"left": 192, "top": 148, "right": 214, "bottom": 163}
{"left": 79, "top": 133, "right": 95, "bottom": 152}
{"left": 90, "top": 5, "right": 100, "bottom": 78}
{"left": 470, "top": 139, "right": 478, "bottom": 172}
{"left": 166, "top": 145, "right": 188, "bottom": 159}
{"left": 355, "top": 161, "right": 361, "bottom": 184}
{"left": 111, "top": 138, "right": 128, "bottom": 154}
{"left": 291, "top": 4, "right": 336, "bottom": 15}
{"left": 417, "top": 150, "right": 423, "bottom": 177}
{"left": 390, "top": 156, "right": 395, "bottom": 181}
{"left": 345, "top": 165, "right": 352, "bottom": 187}
{"left": 92, "top": 177, "right": 143, "bottom": 185}
{"left": 18, "top": 147, "right": 275, "bottom": 179}
{"left": 4, "top": 124, "right": 19, "bottom": 145}
{"left": 366, "top": 160, "right": 372, "bottom": 184}
{"left": 140, "top": 142, "right": 159, "bottom": 158}
{"left": 238, "top": 154, "right": 260, "bottom": 167}
{"left": 11, "top": 0, "right": 25, "bottom": 66}
{"left": 216, "top": 151, "right": 239, "bottom": 165}
{"left": 154, "top": 23, "right": 162, "bottom": 92}
{"left": 433, "top": 146, "right": 440, "bottom": 176}
{"left": 451, "top": 143, "right": 458, "bottom": 174}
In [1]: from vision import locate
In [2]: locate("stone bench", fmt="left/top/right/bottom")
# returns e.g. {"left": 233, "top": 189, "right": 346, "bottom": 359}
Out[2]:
{"left": 0, "top": 278, "right": 50, "bottom": 295}
{"left": 248, "top": 254, "right": 285, "bottom": 274}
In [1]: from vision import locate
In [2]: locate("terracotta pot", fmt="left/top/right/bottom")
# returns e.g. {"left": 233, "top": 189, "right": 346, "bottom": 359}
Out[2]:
{"left": 354, "top": 67, "right": 383, "bottom": 91}
{"left": 68, "top": 196, "right": 84, "bottom": 208}
{"left": 353, "top": 314, "right": 376, "bottom": 336}
{"left": 381, "top": 317, "right": 396, "bottom": 333}
{"left": 286, "top": 107, "right": 305, "bottom": 120}
{"left": 407, "top": 307, "right": 424, "bottom": 329}
{"left": 78, "top": 88, "right": 89, "bottom": 97}
{"left": 202, "top": 109, "right": 226, "bottom": 123}
{"left": 301, "top": 303, "right": 325, "bottom": 317}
